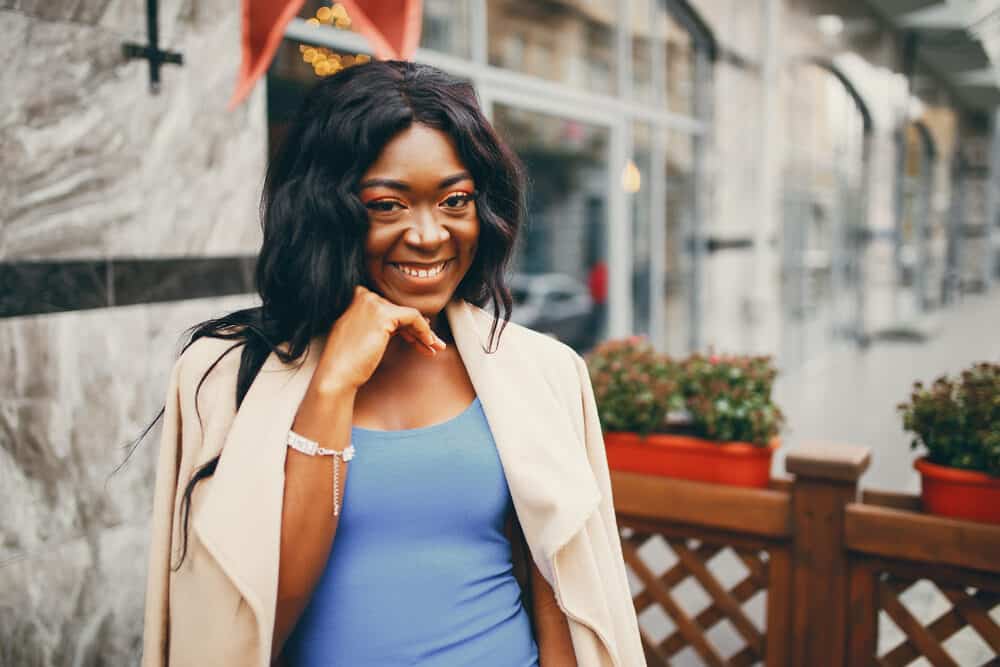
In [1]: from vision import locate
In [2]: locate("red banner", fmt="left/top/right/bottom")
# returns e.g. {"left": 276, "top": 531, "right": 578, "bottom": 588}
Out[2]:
{"left": 228, "top": 0, "right": 423, "bottom": 110}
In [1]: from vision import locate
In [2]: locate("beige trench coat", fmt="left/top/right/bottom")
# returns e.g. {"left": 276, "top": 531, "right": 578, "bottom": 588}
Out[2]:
{"left": 141, "top": 299, "right": 646, "bottom": 666}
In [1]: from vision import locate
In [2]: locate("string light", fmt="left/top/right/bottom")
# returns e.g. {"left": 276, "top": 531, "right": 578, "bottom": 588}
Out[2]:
{"left": 300, "top": 2, "right": 370, "bottom": 77}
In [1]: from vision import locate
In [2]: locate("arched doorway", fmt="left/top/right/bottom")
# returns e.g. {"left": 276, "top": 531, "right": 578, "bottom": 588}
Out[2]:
{"left": 781, "top": 58, "right": 873, "bottom": 353}
{"left": 900, "top": 120, "right": 940, "bottom": 313}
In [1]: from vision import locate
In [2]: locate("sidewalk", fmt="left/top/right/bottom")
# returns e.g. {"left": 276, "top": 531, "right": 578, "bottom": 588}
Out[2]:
{"left": 771, "top": 288, "right": 1000, "bottom": 664}
{"left": 773, "top": 288, "right": 1000, "bottom": 492}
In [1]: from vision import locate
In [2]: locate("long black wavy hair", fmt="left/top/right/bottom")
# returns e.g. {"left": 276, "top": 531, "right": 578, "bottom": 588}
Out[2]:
{"left": 117, "top": 60, "right": 526, "bottom": 569}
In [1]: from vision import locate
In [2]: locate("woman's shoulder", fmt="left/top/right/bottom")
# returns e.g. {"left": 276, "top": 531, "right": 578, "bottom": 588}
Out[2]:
{"left": 170, "top": 334, "right": 246, "bottom": 410}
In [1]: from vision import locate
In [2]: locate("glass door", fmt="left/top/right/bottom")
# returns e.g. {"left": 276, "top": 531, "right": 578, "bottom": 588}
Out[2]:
{"left": 484, "top": 95, "right": 623, "bottom": 353}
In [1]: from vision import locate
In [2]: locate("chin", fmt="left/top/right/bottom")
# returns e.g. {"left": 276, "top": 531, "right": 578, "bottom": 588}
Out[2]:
{"left": 377, "top": 287, "right": 454, "bottom": 317}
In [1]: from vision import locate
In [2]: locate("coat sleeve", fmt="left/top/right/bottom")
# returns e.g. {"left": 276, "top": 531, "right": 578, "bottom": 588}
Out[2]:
{"left": 141, "top": 355, "right": 185, "bottom": 667}
{"left": 572, "top": 352, "right": 647, "bottom": 666}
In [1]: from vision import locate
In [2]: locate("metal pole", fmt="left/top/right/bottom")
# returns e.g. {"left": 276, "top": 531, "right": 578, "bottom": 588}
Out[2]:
{"left": 944, "top": 144, "right": 964, "bottom": 305}
{"left": 752, "top": 0, "right": 781, "bottom": 352}
{"left": 892, "top": 33, "right": 919, "bottom": 318}
{"left": 855, "top": 130, "right": 874, "bottom": 345}
{"left": 916, "top": 147, "right": 934, "bottom": 311}
{"left": 147, "top": 0, "right": 161, "bottom": 92}
{"left": 688, "top": 47, "right": 712, "bottom": 353}
{"left": 986, "top": 109, "right": 1000, "bottom": 289}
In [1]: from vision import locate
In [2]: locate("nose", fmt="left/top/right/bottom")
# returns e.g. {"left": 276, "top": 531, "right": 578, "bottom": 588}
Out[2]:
{"left": 404, "top": 205, "right": 450, "bottom": 249}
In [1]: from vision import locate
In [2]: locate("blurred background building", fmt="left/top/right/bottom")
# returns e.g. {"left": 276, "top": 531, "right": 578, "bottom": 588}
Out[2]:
{"left": 271, "top": 0, "right": 1000, "bottom": 366}
{"left": 1, "top": 0, "right": 999, "bottom": 664}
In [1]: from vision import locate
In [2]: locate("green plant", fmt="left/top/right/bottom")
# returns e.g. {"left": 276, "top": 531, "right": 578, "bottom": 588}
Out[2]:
{"left": 586, "top": 340, "right": 784, "bottom": 446}
{"left": 679, "top": 353, "right": 784, "bottom": 446}
{"left": 586, "top": 337, "right": 683, "bottom": 436}
{"left": 898, "top": 362, "right": 1000, "bottom": 476}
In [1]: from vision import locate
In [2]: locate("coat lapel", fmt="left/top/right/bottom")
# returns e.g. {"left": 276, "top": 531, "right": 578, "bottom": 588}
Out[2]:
{"left": 445, "top": 300, "right": 602, "bottom": 588}
{"left": 190, "top": 299, "right": 602, "bottom": 663}
{"left": 191, "top": 335, "right": 325, "bottom": 664}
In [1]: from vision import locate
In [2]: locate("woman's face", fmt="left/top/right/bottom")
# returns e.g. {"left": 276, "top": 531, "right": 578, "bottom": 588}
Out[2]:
{"left": 359, "top": 123, "right": 479, "bottom": 318}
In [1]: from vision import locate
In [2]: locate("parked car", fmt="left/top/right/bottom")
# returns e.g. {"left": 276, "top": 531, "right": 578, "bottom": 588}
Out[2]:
{"left": 509, "top": 273, "right": 596, "bottom": 351}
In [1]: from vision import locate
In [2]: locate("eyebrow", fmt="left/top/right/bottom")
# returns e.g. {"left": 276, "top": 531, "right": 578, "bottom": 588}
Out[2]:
{"left": 357, "top": 172, "right": 473, "bottom": 191}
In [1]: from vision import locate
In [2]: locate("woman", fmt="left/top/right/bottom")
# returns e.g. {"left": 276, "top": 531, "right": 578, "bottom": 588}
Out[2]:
{"left": 141, "top": 60, "right": 644, "bottom": 666}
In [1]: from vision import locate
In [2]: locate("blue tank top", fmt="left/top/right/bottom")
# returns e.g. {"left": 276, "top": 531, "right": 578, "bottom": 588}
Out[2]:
{"left": 283, "top": 397, "right": 540, "bottom": 667}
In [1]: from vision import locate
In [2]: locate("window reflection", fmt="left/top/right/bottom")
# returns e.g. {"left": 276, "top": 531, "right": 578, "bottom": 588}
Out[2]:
{"left": 665, "top": 131, "right": 695, "bottom": 356}
{"left": 422, "top": 0, "right": 472, "bottom": 56}
{"left": 630, "top": 0, "right": 656, "bottom": 103}
{"left": 487, "top": 0, "right": 617, "bottom": 95}
{"left": 266, "top": 39, "right": 372, "bottom": 158}
{"left": 493, "top": 104, "right": 611, "bottom": 351}
{"left": 655, "top": 4, "right": 695, "bottom": 115}
{"left": 297, "top": 1, "right": 356, "bottom": 30}
{"left": 631, "top": 123, "right": 654, "bottom": 336}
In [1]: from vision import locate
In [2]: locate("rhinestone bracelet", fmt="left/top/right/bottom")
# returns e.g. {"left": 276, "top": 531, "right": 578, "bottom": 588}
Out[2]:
{"left": 286, "top": 430, "right": 355, "bottom": 516}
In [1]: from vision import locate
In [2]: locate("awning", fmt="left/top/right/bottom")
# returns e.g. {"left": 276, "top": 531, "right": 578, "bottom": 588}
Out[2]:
{"left": 228, "top": 0, "right": 423, "bottom": 109}
{"left": 867, "top": 0, "right": 1000, "bottom": 109}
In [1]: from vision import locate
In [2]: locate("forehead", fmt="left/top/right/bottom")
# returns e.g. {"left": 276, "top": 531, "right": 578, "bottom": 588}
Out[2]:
{"left": 362, "top": 123, "right": 469, "bottom": 180}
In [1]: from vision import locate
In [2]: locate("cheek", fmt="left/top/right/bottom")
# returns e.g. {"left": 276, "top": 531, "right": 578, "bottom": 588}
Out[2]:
{"left": 459, "top": 219, "right": 480, "bottom": 257}
{"left": 364, "top": 227, "right": 394, "bottom": 262}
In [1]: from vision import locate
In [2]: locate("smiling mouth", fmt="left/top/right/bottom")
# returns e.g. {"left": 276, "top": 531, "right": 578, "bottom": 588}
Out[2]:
{"left": 389, "top": 259, "right": 453, "bottom": 280}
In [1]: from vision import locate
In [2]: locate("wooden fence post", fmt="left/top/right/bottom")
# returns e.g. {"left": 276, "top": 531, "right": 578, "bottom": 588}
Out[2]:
{"left": 785, "top": 443, "right": 872, "bottom": 667}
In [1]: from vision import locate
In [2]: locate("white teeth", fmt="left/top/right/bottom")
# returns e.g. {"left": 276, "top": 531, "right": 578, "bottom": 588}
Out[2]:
{"left": 395, "top": 261, "right": 446, "bottom": 278}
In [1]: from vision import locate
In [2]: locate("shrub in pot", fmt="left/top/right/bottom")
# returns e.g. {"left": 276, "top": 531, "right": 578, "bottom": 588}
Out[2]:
{"left": 587, "top": 338, "right": 784, "bottom": 488}
{"left": 898, "top": 361, "right": 1000, "bottom": 524}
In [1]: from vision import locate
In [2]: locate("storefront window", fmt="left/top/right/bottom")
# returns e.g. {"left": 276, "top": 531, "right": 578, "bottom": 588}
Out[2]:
{"left": 422, "top": 0, "right": 473, "bottom": 57}
{"left": 655, "top": 4, "right": 695, "bottom": 115}
{"left": 630, "top": 0, "right": 656, "bottom": 104}
{"left": 665, "top": 130, "right": 695, "bottom": 356}
{"left": 295, "top": 1, "right": 471, "bottom": 58}
{"left": 487, "top": 0, "right": 617, "bottom": 96}
{"left": 492, "top": 104, "right": 611, "bottom": 351}
{"left": 297, "top": 1, "right": 357, "bottom": 31}
{"left": 631, "top": 123, "right": 654, "bottom": 336}
{"left": 266, "top": 38, "right": 372, "bottom": 157}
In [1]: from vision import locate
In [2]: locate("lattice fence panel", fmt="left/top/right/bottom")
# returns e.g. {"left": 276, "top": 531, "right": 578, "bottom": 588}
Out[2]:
{"left": 876, "top": 574, "right": 1000, "bottom": 667}
{"left": 620, "top": 530, "right": 773, "bottom": 666}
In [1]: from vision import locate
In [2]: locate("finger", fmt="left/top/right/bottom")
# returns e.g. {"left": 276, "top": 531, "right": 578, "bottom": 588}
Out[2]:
{"left": 396, "top": 326, "right": 436, "bottom": 356}
{"left": 398, "top": 329, "right": 420, "bottom": 347}
{"left": 386, "top": 305, "right": 446, "bottom": 350}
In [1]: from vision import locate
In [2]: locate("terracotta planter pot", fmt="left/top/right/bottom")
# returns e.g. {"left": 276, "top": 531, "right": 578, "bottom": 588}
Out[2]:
{"left": 603, "top": 431, "right": 778, "bottom": 488}
{"left": 915, "top": 457, "right": 1000, "bottom": 525}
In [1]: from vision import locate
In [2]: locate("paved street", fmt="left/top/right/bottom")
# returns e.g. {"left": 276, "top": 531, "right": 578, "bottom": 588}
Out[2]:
{"left": 773, "top": 288, "right": 1000, "bottom": 493}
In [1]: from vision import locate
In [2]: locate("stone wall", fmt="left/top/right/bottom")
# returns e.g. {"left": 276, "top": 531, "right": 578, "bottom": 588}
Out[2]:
{"left": 0, "top": 0, "right": 266, "bottom": 664}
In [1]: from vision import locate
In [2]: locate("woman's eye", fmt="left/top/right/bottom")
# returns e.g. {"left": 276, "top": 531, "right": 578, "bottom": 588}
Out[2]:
{"left": 441, "top": 193, "right": 474, "bottom": 209}
{"left": 366, "top": 200, "right": 404, "bottom": 213}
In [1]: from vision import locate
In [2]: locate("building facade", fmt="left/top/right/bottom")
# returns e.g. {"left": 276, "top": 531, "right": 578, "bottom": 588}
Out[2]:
{"left": 1, "top": 0, "right": 998, "bottom": 662}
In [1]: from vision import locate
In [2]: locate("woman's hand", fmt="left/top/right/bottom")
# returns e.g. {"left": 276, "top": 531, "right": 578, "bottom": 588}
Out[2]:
{"left": 313, "top": 285, "right": 447, "bottom": 393}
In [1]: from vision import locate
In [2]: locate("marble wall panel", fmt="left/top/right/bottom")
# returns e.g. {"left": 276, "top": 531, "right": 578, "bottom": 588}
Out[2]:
{"left": 2, "top": 4, "right": 268, "bottom": 659}
{"left": 1, "top": 0, "right": 266, "bottom": 260}
{"left": 1, "top": 295, "right": 259, "bottom": 665}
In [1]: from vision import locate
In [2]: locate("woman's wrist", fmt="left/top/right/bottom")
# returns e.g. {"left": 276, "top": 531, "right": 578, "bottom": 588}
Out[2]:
{"left": 308, "top": 371, "right": 361, "bottom": 400}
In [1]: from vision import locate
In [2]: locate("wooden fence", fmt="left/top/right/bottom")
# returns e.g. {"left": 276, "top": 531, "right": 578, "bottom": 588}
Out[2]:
{"left": 610, "top": 444, "right": 1000, "bottom": 666}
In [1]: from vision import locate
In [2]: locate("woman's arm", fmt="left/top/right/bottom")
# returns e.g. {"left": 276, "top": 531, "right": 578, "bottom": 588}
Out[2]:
{"left": 270, "top": 288, "right": 445, "bottom": 663}
{"left": 270, "top": 379, "right": 356, "bottom": 663}
{"left": 531, "top": 558, "right": 578, "bottom": 666}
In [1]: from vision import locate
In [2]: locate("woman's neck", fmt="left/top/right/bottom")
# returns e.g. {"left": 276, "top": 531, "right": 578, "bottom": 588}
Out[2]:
{"left": 428, "top": 311, "right": 454, "bottom": 345}
{"left": 378, "top": 308, "right": 452, "bottom": 369}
